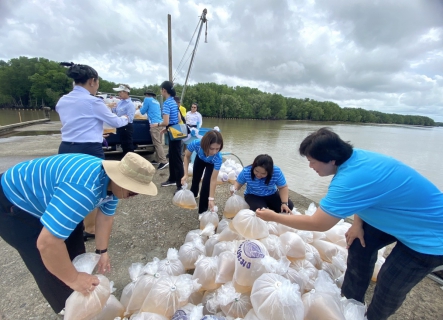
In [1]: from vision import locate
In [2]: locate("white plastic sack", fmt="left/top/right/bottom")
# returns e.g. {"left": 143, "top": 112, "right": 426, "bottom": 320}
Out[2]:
{"left": 324, "top": 222, "right": 352, "bottom": 248}
{"left": 64, "top": 253, "right": 111, "bottom": 320}
{"left": 259, "top": 234, "right": 285, "bottom": 260}
{"left": 217, "top": 223, "right": 243, "bottom": 242}
{"left": 305, "top": 202, "right": 317, "bottom": 216}
{"left": 200, "top": 208, "right": 220, "bottom": 229}
{"left": 233, "top": 240, "right": 269, "bottom": 288}
{"left": 178, "top": 238, "right": 206, "bottom": 270}
{"left": 217, "top": 282, "right": 252, "bottom": 318}
{"left": 280, "top": 232, "right": 306, "bottom": 260}
{"left": 193, "top": 255, "right": 221, "bottom": 291}
{"left": 125, "top": 258, "right": 165, "bottom": 316}
{"left": 290, "top": 260, "right": 318, "bottom": 292}
{"left": 120, "top": 263, "right": 145, "bottom": 308}
{"left": 212, "top": 240, "right": 238, "bottom": 257}
{"left": 341, "top": 298, "right": 366, "bottom": 320}
{"left": 140, "top": 274, "right": 201, "bottom": 317}
{"left": 216, "top": 218, "right": 231, "bottom": 234}
{"left": 251, "top": 273, "right": 304, "bottom": 320}
{"left": 372, "top": 256, "right": 386, "bottom": 282}
{"left": 157, "top": 248, "right": 185, "bottom": 276}
{"left": 215, "top": 251, "right": 236, "bottom": 284}
{"left": 243, "top": 308, "right": 260, "bottom": 320}
{"left": 205, "top": 234, "right": 220, "bottom": 257}
{"left": 185, "top": 223, "right": 215, "bottom": 243}
{"left": 304, "top": 243, "right": 323, "bottom": 269}
{"left": 232, "top": 209, "right": 269, "bottom": 240}
{"left": 312, "top": 239, "right": 347, "bottom": 263}
{"left": 223, "top": 194, "right": 249, "bottom": 218}
{"left": 173, "top": 183, "right": 197, "bottom": 209}
{"left": 92, "top": 281, "right": 125, "bottom": 320}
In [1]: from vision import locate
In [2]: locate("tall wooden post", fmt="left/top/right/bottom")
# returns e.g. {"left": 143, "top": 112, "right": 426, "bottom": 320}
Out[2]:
{"left": 168, "top": 14, "right": 173, "bottom": 82}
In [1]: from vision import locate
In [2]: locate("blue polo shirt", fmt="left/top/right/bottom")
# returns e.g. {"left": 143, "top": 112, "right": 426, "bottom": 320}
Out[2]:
{"left": 140, "top": 97, "right": 162, "bottom": 124}
{"left": 320, "top": 149, "right": 443, "bottom": 255}
{"left": 187, "top": 140, "right": 223, "bottom": 170}
{"left": 237, "top": 165, "right": 287, "bottom": 197}
{"left": 162, "top": 97, "right": 179, "bottom": 125}
{"left": 1, "top": 154, "right": 118, "bottom": 240}
{"left": 113, "top": 98, "right": 135, "bottom": 123}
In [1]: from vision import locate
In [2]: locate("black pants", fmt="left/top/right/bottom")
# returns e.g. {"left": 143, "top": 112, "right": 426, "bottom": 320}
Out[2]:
{"left": 191, "top": 155, "right": 214, "bottom": 213}
{"left": 0, "top": 174, "right": 85, "bottom": 313}
{"left": 58, "top": 141, "right": 105, "bottom": 159}
{"left": 341, "top": 221, "right": 443, "bottom": 320}
{"left": 117, "top": 122, "right": 134, "bottom": 156}
{"left": 244, "top": 191, "right": 294, "bottom": 212}
{"left": 167, "top": 139, "right": 184, "bottom": 190}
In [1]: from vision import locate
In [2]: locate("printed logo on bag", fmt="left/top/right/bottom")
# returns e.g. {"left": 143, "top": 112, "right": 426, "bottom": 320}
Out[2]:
{"left": 172, "top": 310, "right": 187, "bottom": 320}
{"left": 237, "top": 241, "right": 265, "bottom": 269}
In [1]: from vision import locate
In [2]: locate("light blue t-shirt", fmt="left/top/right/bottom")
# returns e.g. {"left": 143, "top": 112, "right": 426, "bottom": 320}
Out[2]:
{"left": 187, "top": 140, "right": 222, "bottom": 170}
{"left": 140, "top": 97, "right": 162, "bottom": 124}
{"left": 237, "top": 165, "right": 287, "bottom": 197}
{"left": 1, "top": 154, "right": 118, "bottom": 240}
{"left": 113, "top": 98, "right": 135, "bottom": 123}
{"left": 320, "top": 149, "right": 443, "bottom": 255}
{"left": 162, "top": 97, "right": 179, "bottom": 125}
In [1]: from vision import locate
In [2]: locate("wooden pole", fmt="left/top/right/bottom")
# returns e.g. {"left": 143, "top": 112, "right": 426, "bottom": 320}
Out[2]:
{"left": 168, "top": 14, "right": 173, "bottom": 82}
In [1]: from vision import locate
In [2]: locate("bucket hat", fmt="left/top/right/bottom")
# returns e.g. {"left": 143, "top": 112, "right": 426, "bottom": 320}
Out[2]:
{"left": 103, "top": 152, "right": 157, "bottom": 195}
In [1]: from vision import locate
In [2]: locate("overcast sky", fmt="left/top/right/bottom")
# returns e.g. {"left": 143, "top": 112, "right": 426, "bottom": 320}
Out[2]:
{"left": 1, "top": 0, "right": 442, "bottom": 121}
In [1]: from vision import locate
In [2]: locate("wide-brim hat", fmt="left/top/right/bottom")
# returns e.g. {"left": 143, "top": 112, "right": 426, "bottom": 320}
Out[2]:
{"left": 102, "top": 152, "right": 157, "bottom": 196}
{"left": 113, "top": 84, "right": 130, "bottom": 93}
{"left": 144, "top": 89, "right": 156, "bottom": 97}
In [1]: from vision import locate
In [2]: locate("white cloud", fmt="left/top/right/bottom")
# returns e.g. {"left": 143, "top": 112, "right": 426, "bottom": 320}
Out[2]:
{"left": 0, "top": 0, "right": 442, "bottom": 121}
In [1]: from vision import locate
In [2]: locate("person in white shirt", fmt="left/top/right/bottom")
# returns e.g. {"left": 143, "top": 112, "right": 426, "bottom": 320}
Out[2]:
{"left": 186, "top": 103, "right": 203, "bottom": 128}
{"left": 57, "top": 62, "right": 129, "bottom": 159}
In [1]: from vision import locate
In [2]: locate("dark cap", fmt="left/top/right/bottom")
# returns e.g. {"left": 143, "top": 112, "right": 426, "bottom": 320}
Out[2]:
{"left": 144, "top": 89, "right": 156, "bottom": 97}
{"left": 173, "top": 96, "right": 181, "bottom": 103}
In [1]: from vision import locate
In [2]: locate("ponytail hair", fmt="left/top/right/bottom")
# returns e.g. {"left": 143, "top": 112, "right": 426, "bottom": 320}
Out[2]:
{"left": 160, "top": 80, "right": 176, "bottom": 97}
{"left": 60, "top": 62, "right": 98, "bottom": 84}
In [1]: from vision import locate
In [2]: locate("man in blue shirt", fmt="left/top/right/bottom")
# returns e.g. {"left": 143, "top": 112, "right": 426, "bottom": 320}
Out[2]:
{"left": 113, "top": 84, "right": 136, "bottom": 156}
{"left": 256, "top": 127, "right": 443, "bottom": 320}
{"left": 0, "top": 152, "right": 157, "bottom": 314}
{"left": 140, "top": 89, "right": 168, "bottom": 170}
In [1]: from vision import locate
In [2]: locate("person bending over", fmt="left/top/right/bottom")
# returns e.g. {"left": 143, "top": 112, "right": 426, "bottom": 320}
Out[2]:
{"left": 256, "top": 127, "right": 443, "bottom": 320}
{"left": 182, "top": 130, "right": 224, "bottom": 213}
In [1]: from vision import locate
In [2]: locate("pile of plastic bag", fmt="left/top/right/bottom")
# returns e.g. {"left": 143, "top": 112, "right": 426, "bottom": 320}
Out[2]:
{"left": 108, "top": 202, "right": 383, "bottom": 319}
{"left": 217, "top": 159, "right": 243, "bottom": 185}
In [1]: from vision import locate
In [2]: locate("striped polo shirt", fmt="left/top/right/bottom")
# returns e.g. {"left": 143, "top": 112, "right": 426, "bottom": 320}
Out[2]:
{"left": 236, "top": 165, "right": 287, "bottom": 196}
{"left": 1, "top": 154, "right": 118, "bottom": 239}
{"left": 162, "top": 96, "right": 179, "bottom": 125}
{"left": 187, "top": 139, "right": 223, "bottom": 170}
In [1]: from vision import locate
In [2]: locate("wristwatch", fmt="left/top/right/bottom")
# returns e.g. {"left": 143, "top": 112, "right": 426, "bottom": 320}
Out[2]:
{"left": 95, "top": 248, "right": 108, "bottom": 254}
{"left": 281, "top": 202, "right": 288, "bottom": 206}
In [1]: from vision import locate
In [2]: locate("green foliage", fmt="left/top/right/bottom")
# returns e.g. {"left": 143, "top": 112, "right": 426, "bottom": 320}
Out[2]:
{"left": 0, "top": 56, "right": 437, "bottom": 126}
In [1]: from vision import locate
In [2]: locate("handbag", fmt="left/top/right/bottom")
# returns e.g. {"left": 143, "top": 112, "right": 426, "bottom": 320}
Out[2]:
{"left": 167, "top": 106, "right": 191, "bottom": 141}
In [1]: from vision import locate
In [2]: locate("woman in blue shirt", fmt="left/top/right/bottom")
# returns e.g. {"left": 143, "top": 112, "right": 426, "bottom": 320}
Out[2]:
{"left": 232, "top": 154, "right": 294, "bottom": 213}
{"left": 154, "top": 81, "right": 184, "bottom": 191}
{"left": 256, "top": 128, "right": 443, "bottom": 320}
{"left": 181, "top": 130, "right": 224, "bottom": 213}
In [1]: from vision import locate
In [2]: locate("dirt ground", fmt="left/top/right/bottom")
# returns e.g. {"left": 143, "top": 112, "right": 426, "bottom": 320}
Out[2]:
{"left": 0, "top": 123, "right": 442, "bottom": 319}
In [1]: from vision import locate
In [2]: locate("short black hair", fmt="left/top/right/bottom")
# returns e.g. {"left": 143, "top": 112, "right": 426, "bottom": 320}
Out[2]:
{"left": 60, "top": 62, "right": 98, "bottom": 84}
{"left": 299, "top": 127, "right": 353, "bottom": 165}
{"left": 250, "top": 154, "right": 274, "bottom": 185}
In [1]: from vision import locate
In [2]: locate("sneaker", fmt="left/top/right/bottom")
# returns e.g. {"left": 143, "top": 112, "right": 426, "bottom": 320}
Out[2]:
{"left": 161, "top": 180, "right": 176, "bottom": 187}
{"left": 158, "top": 162, "right": 169, "bottom": 170}
{"left": 150, "top": 160, "right": 159, "bottom": 165}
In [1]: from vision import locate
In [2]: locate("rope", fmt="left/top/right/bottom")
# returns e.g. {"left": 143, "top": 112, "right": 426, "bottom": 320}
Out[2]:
{"left": 173, "top": 19, "right": 200, "bottom": 82}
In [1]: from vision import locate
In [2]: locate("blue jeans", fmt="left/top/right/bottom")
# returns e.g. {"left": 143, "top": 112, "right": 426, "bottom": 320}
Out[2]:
{"left": 341, "top": 221, "right": 443, "bottom": 320}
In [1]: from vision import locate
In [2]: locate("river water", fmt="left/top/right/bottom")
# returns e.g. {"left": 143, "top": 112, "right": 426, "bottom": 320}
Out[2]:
{"left": 1, "top": 109, "right": 442, "bottom": 202}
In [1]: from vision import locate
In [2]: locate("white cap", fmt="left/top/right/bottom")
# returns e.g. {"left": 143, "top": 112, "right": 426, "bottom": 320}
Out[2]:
{"left": 113, "top": 84, "right": 130, "bottom": 93}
